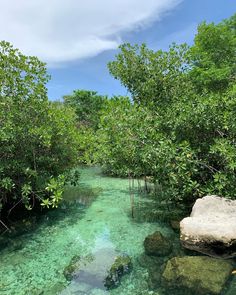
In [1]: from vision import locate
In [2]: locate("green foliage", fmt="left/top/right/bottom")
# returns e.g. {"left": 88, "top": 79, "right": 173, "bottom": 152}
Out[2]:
{"left": 42, "top": 175, "right": 65, "bottom": 208}
{"left": 190, "top": 15, "right": 236, "bottom": 93}
{"left": 96, "top": 96, "right": 135, "bottom": 176}
{"left": 108, "top": 43, "right": 191, "bottom": 107}
{"left": 76, "top": 125, "right": 98, "bottom": 164}
{"left": 96, "top": 13, "right": 236, "bottom": 210}
{"left": 63, "top": 89, "right": 108, "bottom": 165}
{"left": 0, "top": 41, "right": 79, "bottom": 214}
{"left": 64, "top": 89, "right": 107, "bottom": 129}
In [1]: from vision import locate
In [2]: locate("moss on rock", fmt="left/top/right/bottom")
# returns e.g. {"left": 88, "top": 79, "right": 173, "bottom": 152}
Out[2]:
{"left": 144, "top": 231, "right": 172, "bottom": 256}
{"left": 104, "top": 255, "right": 132, "bottom": 289}
{"left": 63, "top": 255, "right": 81, "bottom": 280}
{"left": 162, "top": 256, "right": 233, "bottom": 295}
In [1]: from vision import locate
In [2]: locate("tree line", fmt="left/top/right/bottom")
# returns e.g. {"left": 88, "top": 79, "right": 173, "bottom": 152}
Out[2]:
{"left": 71, "top": 13, "right": 236, "bottom": 212}
{"left": 0, "top": 13, "right": 235, "bottom": 222}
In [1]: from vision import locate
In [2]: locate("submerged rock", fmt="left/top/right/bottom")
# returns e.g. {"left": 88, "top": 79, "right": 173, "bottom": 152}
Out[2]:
{"left": 144, "top": 231, "right": 172, "bottom": 256}
{"left": 180, "top": 195, "right": 236, "bottom": 258}
{"left": 63, "top": 255, "right": 81, "bottom": 280}
{"left": 138, "top": 253, "right": 167, "bottom": 289}
{"left": 62, "top": 249, "right": 132, "bottom": 291}
{"left": 162, "top": 256, "right": 233, "bottom": 295}
{"left": 170, "top": 220, "right": 180, "bottom": 231}
{"left": 104, "top": 255, "right": 132, "bottom": 289}
{"left": 140, "top": 232, "right": 177, "bottom": 291}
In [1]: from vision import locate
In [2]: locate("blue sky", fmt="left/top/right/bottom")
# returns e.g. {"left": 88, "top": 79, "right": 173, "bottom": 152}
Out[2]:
{"left": 0, "top": 0, "right": 235, "bottom": 100}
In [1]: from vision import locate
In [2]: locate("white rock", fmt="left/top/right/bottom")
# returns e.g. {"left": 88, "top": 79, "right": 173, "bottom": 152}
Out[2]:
{"left": 180, "top": 195, "right": 236, "bottom": 258}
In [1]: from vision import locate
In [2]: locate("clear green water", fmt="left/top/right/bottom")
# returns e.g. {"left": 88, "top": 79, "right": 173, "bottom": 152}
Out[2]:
{"left": 2, "top": 167, "right": 235, "bottom": 295}
{"left": 0, "top": 167, "right": 174, "bottom": 295}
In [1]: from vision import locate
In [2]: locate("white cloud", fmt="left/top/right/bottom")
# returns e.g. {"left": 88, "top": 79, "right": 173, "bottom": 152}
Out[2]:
{"left": 0, "top": 0, "right": 182, "bottom": 67}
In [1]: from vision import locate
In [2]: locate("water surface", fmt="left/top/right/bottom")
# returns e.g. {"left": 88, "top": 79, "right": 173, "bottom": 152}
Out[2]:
{"left": 0, "top": 167, "right": 174, "bottom": 295}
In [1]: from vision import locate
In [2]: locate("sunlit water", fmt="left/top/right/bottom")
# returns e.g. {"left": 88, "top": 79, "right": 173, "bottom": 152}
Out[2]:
{"left": 0, "top": 167, "right": 234, "bottom": 295}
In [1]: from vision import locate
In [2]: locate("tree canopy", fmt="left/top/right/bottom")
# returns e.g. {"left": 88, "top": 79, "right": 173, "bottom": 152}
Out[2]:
{"left": 63, "top": 89, "right": 107, "bottom": 129}
{"left": 0, "top": 41, "right": 79, "bottom": 216}
{"left": 78, "top": 13, "right": 236, "bottom": 212}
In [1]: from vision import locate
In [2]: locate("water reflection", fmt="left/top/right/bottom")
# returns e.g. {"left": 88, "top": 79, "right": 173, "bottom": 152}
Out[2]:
{"left": 63, "top": 185, "right": 103, "bottom": 206}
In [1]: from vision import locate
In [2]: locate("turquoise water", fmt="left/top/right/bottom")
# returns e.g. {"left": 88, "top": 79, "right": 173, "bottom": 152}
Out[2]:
{"left": 0, "top": 167, "right": 174, "bottom": 295}
{"left": 1, "top": 167, "right": 235, "bottom": 295}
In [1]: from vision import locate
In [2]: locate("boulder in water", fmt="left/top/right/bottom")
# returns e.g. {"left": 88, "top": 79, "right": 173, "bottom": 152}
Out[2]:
{"left": 144, "top": 231, "right": 172, "bottom": 256}
{"left": 162, "top": 256, "right": 233, "bottom": 295}
{"left": 180, "top": 195, "right": 236, "bottom": 258}
{"left": 170, "top": 220, "right": 180, "bottom": 231}
{"left": 104, "top": 255, "right": 132, "bottom": 289}
{"left": 63, "top": 255, "right": 81, "bottom": 280}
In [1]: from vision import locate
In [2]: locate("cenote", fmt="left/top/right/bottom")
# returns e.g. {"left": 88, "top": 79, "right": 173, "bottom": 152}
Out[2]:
{"left": 0, "top": 167, "right": 236, "bottom": 295}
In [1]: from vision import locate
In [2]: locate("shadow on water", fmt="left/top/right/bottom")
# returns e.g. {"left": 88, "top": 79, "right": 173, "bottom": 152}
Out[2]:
{"left": 44, "top": 184, "right": 103, "bottom": 227}
{"left": 57, "top": 184, "right": 103, "bottom": 217}
{"left": 0, "top": 184, "right": 102, "bottom": 253}
{"left": 133, "top": 199, "right": 187, "bottom": 223}
{"left": 63, "top": 184, "right": 103, "bottom": 206}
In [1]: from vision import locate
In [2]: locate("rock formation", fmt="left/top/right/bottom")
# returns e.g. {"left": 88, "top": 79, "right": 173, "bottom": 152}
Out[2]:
{"left": 162, "top": 256, "right": 233, "bottom": 295}
{"left": 180, "top": 195, "right": 236, "bottom": 258}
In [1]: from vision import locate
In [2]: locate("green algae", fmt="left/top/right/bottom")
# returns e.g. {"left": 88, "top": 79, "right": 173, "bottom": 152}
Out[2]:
{"left": 162, "top": 256, "right": 234, "bottom": 295}
{"left": 144, "top": 231, "right": 172, "bottom": 256}
{"left": 105, "top": 254, "right": 132, "bottom": 289}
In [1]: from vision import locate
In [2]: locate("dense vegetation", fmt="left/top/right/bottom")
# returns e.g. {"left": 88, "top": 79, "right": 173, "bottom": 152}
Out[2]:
{"left": 0, "top": 14, "right": 235, "bottom": 223}
{"left": 66, "top": 14, "right": 236, "bottom": 212}
{"left": 0, "top": 41, "right": 79, "bottom": 221}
